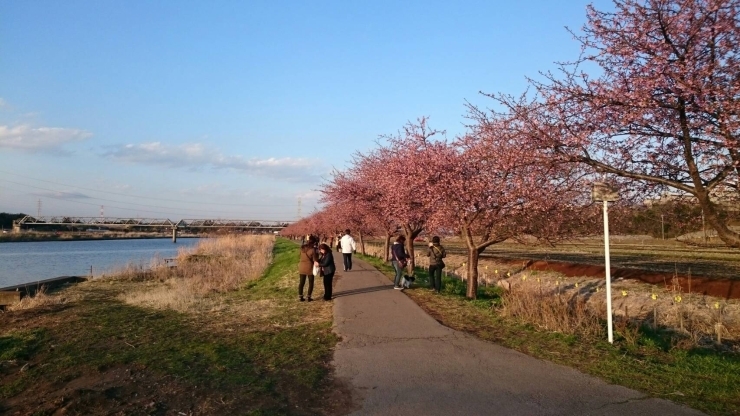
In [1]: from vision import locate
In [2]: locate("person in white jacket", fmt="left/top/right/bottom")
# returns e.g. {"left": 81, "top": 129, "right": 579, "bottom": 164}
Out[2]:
{"left": 339, "top": 229, "right": 357, "bottom": 271}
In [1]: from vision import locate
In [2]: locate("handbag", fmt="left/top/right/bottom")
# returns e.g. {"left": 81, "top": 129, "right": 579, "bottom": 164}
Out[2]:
{"left": 431, "top": 246, "right": 445, "bottom": 268}
{"left": 312, "top": 264, "right": 321, "bottom": 276}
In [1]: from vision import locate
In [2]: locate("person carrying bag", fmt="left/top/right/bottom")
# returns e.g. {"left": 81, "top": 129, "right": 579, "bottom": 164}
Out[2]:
{"left": 298, "top": 236, "right": 319, "bottom": 302}
{"left": 427, "top": 236, "right": 446, "bottom": 293}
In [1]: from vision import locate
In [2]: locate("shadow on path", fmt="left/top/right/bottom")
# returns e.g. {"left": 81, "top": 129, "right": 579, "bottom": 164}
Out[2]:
{"left": 332, "top": 284, "right": 392, "bottom": 298}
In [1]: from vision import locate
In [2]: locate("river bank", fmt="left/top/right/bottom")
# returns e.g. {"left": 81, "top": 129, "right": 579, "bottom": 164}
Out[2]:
{"left": 0, "top": 238, "right": 202, "bottom": 288}
{"left": 0, "top": 232, "right": 202, "bottom": 243}
{"left": 0, "top": 237, "right": 351, "bottom": 415}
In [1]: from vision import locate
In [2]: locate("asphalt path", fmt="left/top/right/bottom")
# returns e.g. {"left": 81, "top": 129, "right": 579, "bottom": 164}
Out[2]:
{"left": 331, "top": 256, "right": 705, "bottom": 416}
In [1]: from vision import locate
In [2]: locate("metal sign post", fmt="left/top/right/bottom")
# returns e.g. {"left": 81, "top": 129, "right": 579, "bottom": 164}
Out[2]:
{"left": 592, "top": 182, "right": 619, "bottom": 344}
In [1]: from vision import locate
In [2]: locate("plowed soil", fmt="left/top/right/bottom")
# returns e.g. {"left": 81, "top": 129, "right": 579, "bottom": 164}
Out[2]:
{"left": 482, "top": 249, "right": 740, "bottom": 299}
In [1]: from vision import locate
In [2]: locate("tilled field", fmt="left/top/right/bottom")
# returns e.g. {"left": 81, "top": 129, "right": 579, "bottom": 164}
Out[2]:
{"left": 480, "top": 248, "right": 740, "bottom": 280}
{"left": 395, "top": 241, "right": 740, "bottom": 299}
{"left": 403, "top": 241, "right": 740, "bottom": 279}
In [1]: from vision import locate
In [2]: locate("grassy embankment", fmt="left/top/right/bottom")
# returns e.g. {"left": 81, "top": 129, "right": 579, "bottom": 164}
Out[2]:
{"left": 359, "top": 253, "right": 740, "bottom": 416}
{"left": 0, "top": 237, "right": 348, "bottom": 415}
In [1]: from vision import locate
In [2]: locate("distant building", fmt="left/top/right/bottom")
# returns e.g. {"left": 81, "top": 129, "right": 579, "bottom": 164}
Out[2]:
{"left": 644, "top": 190, "right": 738, "bottom": 212}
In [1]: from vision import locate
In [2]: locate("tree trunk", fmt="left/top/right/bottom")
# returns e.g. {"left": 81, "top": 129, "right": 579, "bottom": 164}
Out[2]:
{"left": 680, "top": 108, "right": 740, "bottom": 248}
{"left": 697, "top": 196, "right": 740, "bottom": 248}
{"left": 462, "top": 225, "right": 479, "bottom": 299}
{"left": 403, "top": 225, "right": 415, "bottom": 274}
{"left": 358, "top": 231, "right": 366, "bottom": 255}
{"left": 467, "top": 250, "right": 481, "bottom": 299}
{"left": 402, "top": 224, "right": 423, "bottom": 275}
{"left": 384, "top": 233, "right": 391, "bottom": 261}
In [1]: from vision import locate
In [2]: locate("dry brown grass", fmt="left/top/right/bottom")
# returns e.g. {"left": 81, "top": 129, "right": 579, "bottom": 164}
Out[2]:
{"left": 367, "top": 241, "right": 740, "bottom": 345}
{"left": 7, "top": 287, "right": 74, "bottom": 311}
{"left": 500, "top": 283, "right": 606, "bottom": 338}
{"left": 118, "top": 235, "right": 274, "bottom": 312}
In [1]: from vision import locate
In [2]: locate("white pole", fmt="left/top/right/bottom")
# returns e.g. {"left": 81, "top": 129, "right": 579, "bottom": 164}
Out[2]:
{"left": 603, "top": 200, "right": 614, "bottom": 344}
{"left": 661, "top": 214, "right": 665, "bottom": 240}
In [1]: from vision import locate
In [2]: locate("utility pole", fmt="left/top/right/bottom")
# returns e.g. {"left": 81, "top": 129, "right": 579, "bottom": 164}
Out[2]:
{"left": 591, "top": 182, "right": 619, "bottom": 344}
{"left": 661, "top": 214, "right": 665, "bottom": 240}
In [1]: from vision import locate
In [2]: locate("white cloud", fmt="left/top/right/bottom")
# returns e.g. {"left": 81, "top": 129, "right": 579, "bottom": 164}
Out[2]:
{"left": 32, "top": 191, "right": 90, "bottom": 200}
{"left": 0, "top": 124, "right": 92, "bottom": 153}
{"left": 104, "top": 142, "right": 326, "bottom": 182}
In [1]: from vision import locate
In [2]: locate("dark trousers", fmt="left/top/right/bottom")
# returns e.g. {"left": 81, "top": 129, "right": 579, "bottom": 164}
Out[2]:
{"left": 342, "top": 253, "right": 352, "bottom": 271}
{"left": 322, "top": 272, "right": 335, "bottom": 300}
{"left": 429, "top": 264, "right": 443, "bottom": 292}
{"left": 299, "top": 274, "right": 314, "bottom": 298}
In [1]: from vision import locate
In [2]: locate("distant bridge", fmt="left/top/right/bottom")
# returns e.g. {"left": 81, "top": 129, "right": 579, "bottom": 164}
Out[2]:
{"left": 12, "top": 216, "right": 293, "bottom": 242}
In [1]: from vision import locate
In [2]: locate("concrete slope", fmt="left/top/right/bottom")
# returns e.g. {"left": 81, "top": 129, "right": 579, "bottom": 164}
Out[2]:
{"left": 331, "top": 257, "right": 704, "bottom": 416}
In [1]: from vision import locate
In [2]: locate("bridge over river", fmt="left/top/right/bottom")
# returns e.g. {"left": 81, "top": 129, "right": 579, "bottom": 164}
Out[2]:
{"left": 11, "top": 216, "right": 293, "bottom": 242}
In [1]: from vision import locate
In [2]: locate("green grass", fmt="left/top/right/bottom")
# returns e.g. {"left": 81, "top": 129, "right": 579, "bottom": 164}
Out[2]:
{"left": 358, "top": 252, "right": 740, "bottom": 416}
{"left": 0, "top": 329, "right": 48, "bottom": 361}
{"left": 0, "top": 237, "right": 344, "bottom": 415}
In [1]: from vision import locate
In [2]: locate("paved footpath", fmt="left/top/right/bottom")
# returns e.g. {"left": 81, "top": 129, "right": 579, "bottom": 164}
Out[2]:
{"left": 331, "top": 256, "right": 705, "bottom": 416}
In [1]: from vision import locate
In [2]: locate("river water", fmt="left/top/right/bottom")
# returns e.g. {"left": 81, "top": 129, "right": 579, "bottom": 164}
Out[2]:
{"left": 0, "top": 238, "right": 202, "bottom": 288}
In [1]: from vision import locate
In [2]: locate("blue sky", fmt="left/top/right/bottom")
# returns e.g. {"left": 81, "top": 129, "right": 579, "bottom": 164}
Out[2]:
{"left": 0, "top": 0, "right": 610, "bottom": 221}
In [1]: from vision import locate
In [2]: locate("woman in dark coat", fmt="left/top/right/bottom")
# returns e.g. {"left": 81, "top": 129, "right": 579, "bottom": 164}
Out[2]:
{"left": 298, "top": 236, "right": 319, "bottom": 301}
{"left": 318, "top": 243, "right": 336, "bottom": 300}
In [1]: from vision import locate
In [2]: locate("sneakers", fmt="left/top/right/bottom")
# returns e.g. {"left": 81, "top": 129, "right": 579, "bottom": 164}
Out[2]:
{"left": 393, "top": 285, "right": 403, "bottom": 290}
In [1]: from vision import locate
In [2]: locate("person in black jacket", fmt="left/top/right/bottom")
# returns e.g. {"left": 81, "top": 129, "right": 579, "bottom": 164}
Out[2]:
{"left": 318, "top": 243, "right": 336, "bottom": 301}
{"left": 391, "top": 235, "right": 409, "bottom": 289}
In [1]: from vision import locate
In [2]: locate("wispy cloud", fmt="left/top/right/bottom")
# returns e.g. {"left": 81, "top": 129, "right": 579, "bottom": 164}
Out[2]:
{"left": 32, "top": 191, "right": 91, "bottom": 200}
{"left": 0, "top": 124, "right": 92, "bottom": 153}
{"left": 103, "top": 142, "right": 326, "bottom": 182}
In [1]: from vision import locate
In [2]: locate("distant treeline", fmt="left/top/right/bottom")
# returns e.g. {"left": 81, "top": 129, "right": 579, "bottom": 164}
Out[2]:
{"left": 0, "top": 213, "right": 26, "bottom": 230}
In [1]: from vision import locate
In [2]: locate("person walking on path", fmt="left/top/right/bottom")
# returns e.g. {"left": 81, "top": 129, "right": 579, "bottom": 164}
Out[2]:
{"left": 391, "top": 235, "right": 410, "bottom": 290}
{"left": 427, "top": 236, "right": 446, "bottom": 292}
{"left": 318, "top": 243, "right": 336, "bottom": 300}
{"left": 339, "top": 229, "right": 357, "bottom": 271}
{"left": 298, "top": 236, "right": 319, "bottom": 302}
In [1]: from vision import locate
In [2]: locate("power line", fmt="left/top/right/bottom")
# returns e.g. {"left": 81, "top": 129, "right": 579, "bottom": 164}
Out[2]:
{"left": 0, "top": 170, "right": 293, "bottom": 207}
{"left": 0, "top": 185, "right": 295, "bottom": 218}
{"left": 0, "top": 180, "right": 295, "bottom": 216}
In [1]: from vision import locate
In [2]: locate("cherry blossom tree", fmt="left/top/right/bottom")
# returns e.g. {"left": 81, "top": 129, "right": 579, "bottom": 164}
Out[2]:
{"left": 372, "top": 118, "right": 449, "bottom": 272}
{"left": 498, "top": 0, "right": 740, "bottom": 247}
{"left": 428, "top": 111, "right": 592, "bottom": 299}
{"left": 321, "top": 170, "right": 398, "bottom": 259}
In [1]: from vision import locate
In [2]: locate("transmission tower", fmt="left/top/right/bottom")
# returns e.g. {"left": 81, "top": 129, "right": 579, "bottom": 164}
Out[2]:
{"left": 37, "top": 199, "right": 42, "bottom": 218}
{"left": 100, "top": 205, "right": 104, "bottom": 220}
{"left": 297, "top": 197, "right": 302, "bottom": 219}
